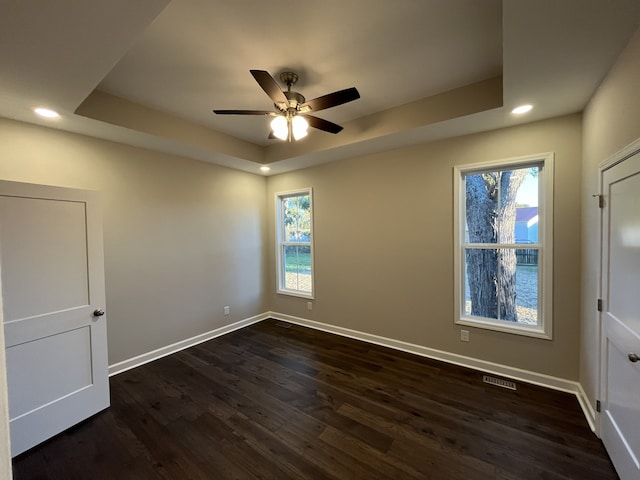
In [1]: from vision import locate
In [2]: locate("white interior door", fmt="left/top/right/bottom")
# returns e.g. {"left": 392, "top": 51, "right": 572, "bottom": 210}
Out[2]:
{"left": 600, "top": 149, "right": 640, "bottom": 480}
{"left": 0, "top": 181, "right": 109, "bottom": 457}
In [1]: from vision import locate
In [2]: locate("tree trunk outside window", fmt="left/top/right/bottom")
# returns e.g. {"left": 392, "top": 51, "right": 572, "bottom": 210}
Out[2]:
{"left": 465, "top": 169, "right": 527, "bottom": 322}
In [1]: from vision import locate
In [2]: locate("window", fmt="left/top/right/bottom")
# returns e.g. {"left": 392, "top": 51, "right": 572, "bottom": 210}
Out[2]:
{"left": 453, "top": 153, "right": 553, "bottom": 338}
{"left": 276, "top": 188, "right": 314, "bottom": 298}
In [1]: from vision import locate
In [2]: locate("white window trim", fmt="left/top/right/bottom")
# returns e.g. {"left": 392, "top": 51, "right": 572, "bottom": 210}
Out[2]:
{"left": 275, "top": 188, "right": 315, "bottom": 299}
{"left": 453, "top": 153, "right": 554, "bottom": 339}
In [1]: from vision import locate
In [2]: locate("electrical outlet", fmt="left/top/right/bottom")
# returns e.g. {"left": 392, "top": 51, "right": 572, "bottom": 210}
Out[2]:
{"left": 224, "top": 306, "right": 230, "bottom": 316}
{"left": 461, "top": 330, "right": 470, "bottom": 342}
{"left": 307, "top": 301, "right": 313, "bottom": 311}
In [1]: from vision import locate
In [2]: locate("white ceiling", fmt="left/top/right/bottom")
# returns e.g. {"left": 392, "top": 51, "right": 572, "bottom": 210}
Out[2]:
{"left": 1, "top": 0, "right": 639, "bottom": 174}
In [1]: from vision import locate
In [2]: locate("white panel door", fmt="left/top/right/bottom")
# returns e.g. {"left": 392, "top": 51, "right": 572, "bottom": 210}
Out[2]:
{"left": 600, "top": 150, "right": 640, "bottom": 480}
{"left": 0, "top": 181, "right": 109, "bottom": 457}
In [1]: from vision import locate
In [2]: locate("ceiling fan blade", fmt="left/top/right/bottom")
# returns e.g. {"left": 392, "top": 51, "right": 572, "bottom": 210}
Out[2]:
{"left": 302, "top": 87, "right": 360, "bottom": 112}
{"left": 304, "top": 115, "right": 344, "bottom": 134}
{"left": 250, "top": 70, "right": 288, "bottom": 105}
{"left": 213, "top": 109, "right": 274, "bottom": 115}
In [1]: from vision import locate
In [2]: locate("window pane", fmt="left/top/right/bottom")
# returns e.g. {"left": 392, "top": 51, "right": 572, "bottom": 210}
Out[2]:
{"left": 515, "top": 252, "right": 539, "bottom": 325}
{"left": 465, "top": 248, "right": 539, "bottom": 325}
{"left": 282, "top": 194, "right": 311, "bottom": 243}
{"left": 515, "top": 167, "right": 539, "bottom": 245}
{"left": 464, "top": 248, "right": 499, "bottom": 320}
{"left": 283, "top": 245, "right": 312, "bottom": 293}
{"left": 465, "top": 172, "right": 497, "bottom": 244}
{"left": 465, "top": 167, "right": 539, "bottom": 245}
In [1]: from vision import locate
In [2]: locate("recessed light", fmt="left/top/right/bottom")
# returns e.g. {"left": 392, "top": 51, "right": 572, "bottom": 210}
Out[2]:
{"left": 260, "top": 166, "right": 271, "bottom": 172}
{"left": 34, "top": 107, "right": 60, "bottom": 118}
{"left": 511, "top": 104, "right": 533, "bottom": 115}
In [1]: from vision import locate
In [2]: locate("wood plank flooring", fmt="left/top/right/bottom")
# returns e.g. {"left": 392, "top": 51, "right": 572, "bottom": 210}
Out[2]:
{"left": 12, "top": 319, "right": 618, "bottom": 479}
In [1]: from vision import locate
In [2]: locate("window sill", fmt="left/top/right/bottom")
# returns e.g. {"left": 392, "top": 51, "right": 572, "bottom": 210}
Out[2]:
{"left": 277, "top": 289, "right": 314, "bottom": 300}
{"left": 455, "top": 316, "right": 552, "bottom": 340}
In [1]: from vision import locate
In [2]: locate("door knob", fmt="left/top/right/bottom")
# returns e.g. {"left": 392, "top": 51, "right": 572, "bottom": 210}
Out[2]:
{"left": 93, "top": 308, "right": 105, "bottom": 317}
{"left": 629, "top": 353, "right": 639, "bottom": 363}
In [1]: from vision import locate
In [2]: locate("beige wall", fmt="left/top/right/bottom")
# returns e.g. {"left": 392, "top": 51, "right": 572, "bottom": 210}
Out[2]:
{"left": 581, "top": 26, "right": 640, "bottom": 410}
{"left": 0, "top": 118, "right": 268, "bottom": 365}
{"left": 267, "top": 114, "right": 583, "bottom": 380}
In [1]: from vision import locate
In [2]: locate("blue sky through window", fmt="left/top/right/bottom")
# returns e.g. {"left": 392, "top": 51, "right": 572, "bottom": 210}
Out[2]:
{"left": 516, "top": 170, "right": 538, "bottom": 207}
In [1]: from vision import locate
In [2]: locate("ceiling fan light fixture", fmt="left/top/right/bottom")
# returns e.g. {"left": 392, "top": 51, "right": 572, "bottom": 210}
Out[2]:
{"left": 292, "top": 115, "right": 309, "bottom": 140}
{"left": 271, "top": 115, "right": 288, "bottom": 141}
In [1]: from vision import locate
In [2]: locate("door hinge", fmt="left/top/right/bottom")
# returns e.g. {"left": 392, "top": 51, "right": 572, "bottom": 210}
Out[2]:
{"left": 596, "top": 400, "right": 601, "bottom": 413}
{"left": 597, "top": 299, "right": 603, "bottom": 311}
{"left": 593, "top": 194, "right": 604, "bottom": 208}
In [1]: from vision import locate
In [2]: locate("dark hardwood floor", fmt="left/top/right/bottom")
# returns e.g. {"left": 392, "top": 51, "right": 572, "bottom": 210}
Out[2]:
{"left": 13, "top": 319, "right": 617, "bottom": 479}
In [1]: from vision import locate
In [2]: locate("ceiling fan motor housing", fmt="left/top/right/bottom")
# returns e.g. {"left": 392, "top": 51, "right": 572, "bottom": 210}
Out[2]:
{"left": 280, "top": 90, "right": 306, "bottom": 112}
{"left": 276, "top": 72, "right": 305, "bottom": 113}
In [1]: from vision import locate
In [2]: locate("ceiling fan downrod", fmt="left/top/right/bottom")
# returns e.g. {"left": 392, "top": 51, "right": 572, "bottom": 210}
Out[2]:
{"left": 278, "top": 72, "right": 306, "bottom": 113}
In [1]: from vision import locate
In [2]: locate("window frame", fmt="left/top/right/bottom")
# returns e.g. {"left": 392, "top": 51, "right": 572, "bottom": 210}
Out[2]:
{"left": 453, "top": 153, "right": 554, "bottom": 339}
{"left": 275, "top": 188, "right": 315, "bottom": 299}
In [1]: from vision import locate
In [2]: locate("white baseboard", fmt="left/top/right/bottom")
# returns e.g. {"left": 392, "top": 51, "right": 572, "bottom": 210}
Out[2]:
{"left": 268, "top": 311, "right": 597, "bottom": 432}
{"left": 108, "top": 313, "right": 269, "bottom": 376}
{"left": 576, "top": 382, "right": 598, "bottom": 434}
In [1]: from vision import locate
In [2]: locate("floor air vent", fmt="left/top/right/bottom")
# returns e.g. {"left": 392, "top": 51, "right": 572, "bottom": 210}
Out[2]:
{"left": 275, "top": 321, "right": 291, "bottom": 328}
{"left": 483, "top": 375, "right": 517, "bottom": 390}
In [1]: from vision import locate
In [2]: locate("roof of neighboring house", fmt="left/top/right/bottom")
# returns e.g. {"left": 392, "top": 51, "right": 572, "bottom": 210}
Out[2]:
{"left": 516, "top": 207, "right": 538, "bottom": 223}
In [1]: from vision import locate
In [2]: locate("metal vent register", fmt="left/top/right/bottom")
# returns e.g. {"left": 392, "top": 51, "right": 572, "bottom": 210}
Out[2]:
{"left": 483, "top": 375, "right": 517, "bottom": 390}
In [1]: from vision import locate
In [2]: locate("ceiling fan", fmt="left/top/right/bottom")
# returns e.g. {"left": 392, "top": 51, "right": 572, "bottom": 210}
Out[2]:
{"left": 213, "top": 70, "right": 360, "bottom": 142}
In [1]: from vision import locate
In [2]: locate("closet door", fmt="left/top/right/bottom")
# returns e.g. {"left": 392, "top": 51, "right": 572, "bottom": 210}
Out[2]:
{"left": 0, "top": 181, "right": 109, "bottom": 457}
